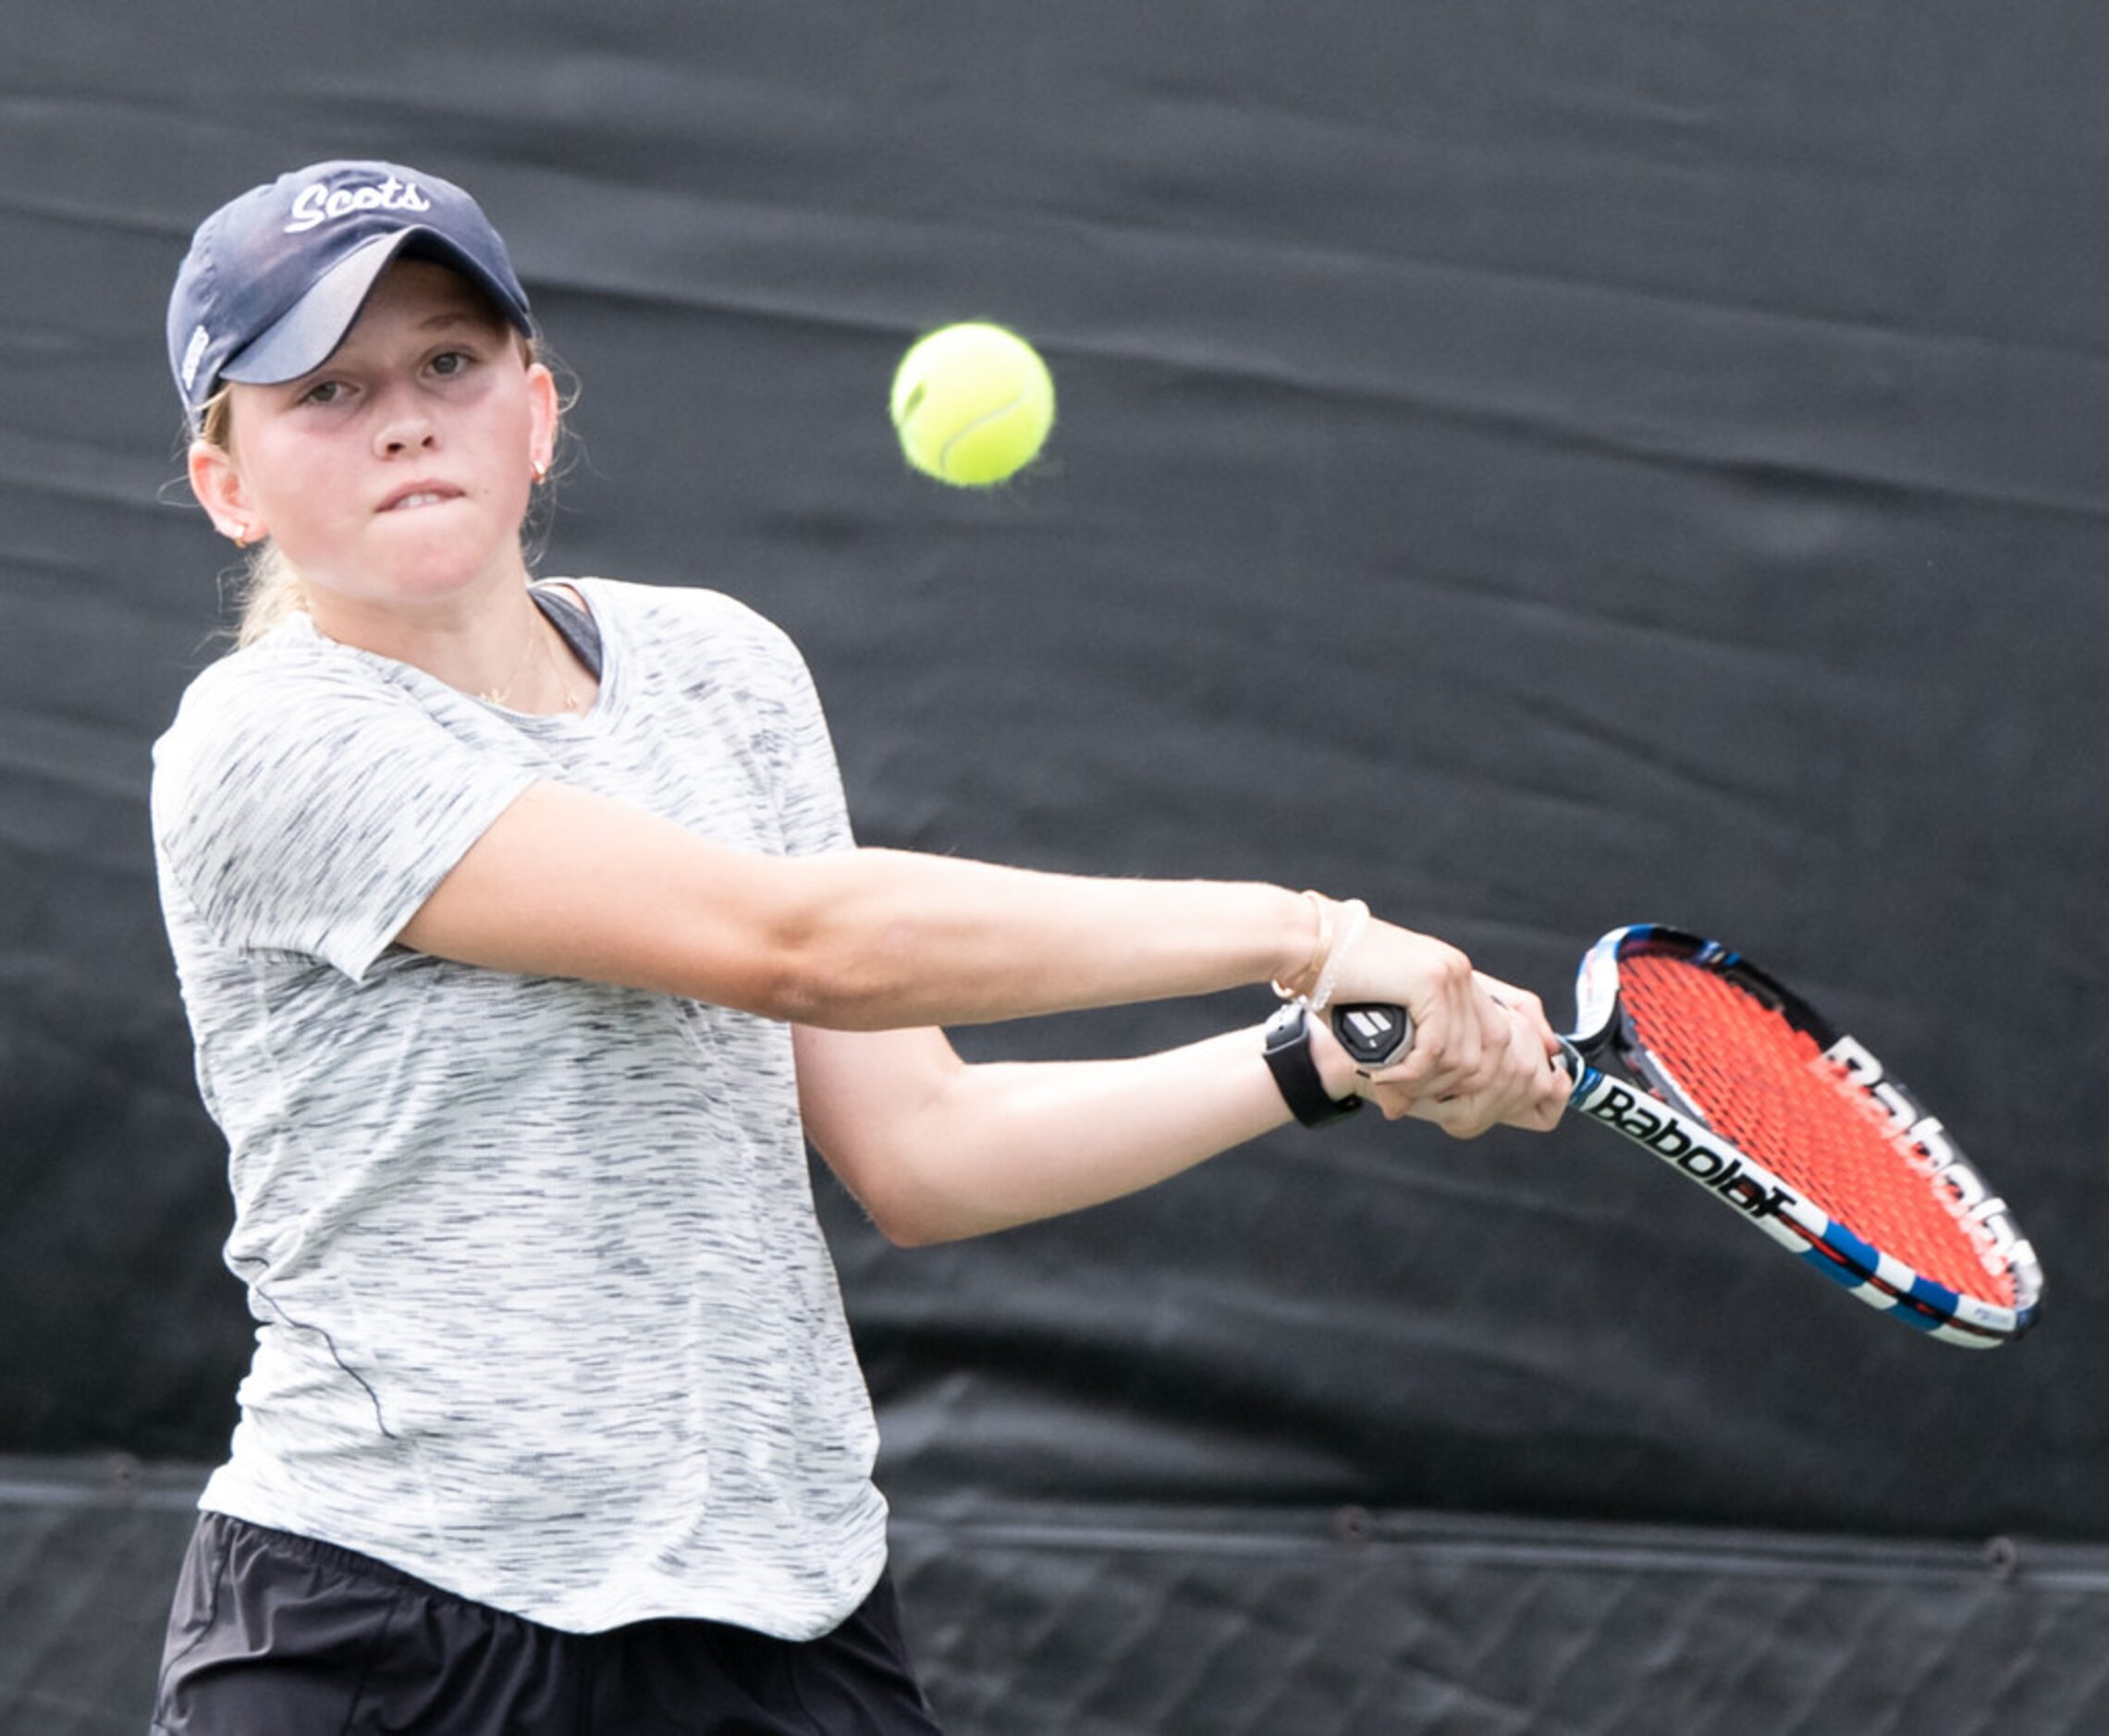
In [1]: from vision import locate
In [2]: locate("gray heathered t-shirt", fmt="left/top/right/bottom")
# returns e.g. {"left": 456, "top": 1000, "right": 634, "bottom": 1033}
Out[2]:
{"left": 150, "top": 578, "right": 885, "bottom": 1638}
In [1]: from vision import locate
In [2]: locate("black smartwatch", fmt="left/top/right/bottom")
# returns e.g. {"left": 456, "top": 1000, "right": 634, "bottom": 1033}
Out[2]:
{"left": 1262, "top": 1003, "right": 1364, "bottom": 1128}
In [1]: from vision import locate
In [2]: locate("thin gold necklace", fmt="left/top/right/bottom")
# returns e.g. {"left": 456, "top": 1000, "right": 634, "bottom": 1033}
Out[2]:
{"left": 541, "top": 620, "right": 584, "bottom": 713}
{"left": 475, "top": 605, "right": 544, "bottom": 708}
{"left": 478, "top": 605, "right": 582, "bottom": 713}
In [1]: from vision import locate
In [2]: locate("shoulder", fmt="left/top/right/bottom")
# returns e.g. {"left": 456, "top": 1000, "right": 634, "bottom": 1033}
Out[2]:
{"left": 150, "top": 621, "right": 454, "bottom": 836}
{"left": 156, "top": 621, "right": 408, "bottom": 764}
{"left": 563, "top": 577, "right": 816, "bottom": 687}
{"left": 568, "top": 576, "right": 798, "bottom": 646}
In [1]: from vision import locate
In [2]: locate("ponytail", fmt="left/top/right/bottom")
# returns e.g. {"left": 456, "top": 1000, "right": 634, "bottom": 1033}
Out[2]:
{"left": 234, "top": 543, "right": 308, "bottom": 648}
{"left": 194, "top": 387, "right": 312, "bottom": 647}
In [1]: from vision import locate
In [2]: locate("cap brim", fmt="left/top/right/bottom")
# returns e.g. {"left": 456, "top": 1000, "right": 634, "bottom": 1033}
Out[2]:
{"left": 219, "top": 228, "right": 528, "bottom": 388}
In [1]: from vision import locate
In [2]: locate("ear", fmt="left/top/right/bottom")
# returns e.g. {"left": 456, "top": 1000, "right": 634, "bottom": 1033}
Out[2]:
{"left": 188, "top": 437, "right": 257, "bottom": 544}
{"left": 526, "top": 361, "right": 559, "bottom": 477}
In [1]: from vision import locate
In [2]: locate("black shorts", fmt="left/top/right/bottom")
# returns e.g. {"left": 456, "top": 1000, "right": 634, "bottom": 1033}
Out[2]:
{"left": 151, "top": 1512, "right": 944, "bottom": 1735}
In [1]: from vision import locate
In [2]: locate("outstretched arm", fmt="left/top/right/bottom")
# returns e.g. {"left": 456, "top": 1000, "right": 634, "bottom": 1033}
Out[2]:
{"left": 399, "top": 783, "right": 1312, "bottom": 1023}
{"left": 398, "top": 779, "right": 1548, "bottom": 1105}
{"left": 793, "top": 996, "right": 1565, "bottom": 1247}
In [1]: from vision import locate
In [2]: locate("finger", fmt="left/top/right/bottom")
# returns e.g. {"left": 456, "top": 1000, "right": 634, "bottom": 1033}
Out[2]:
{"left": 1437, "top": 1099, "right": 1502, "bottom": 1141}
{"left": 1401, "top": 1085, "right": 1502, "bottom": 1140}
{"left": 1388, "top": 1010, "right": 1571, "bottom": 1134}
{"left": 1366, "top": 1086, "right": 1419, "bottom": 1122}
{"left": 1476, "top": 972, "right": 1559, "bottom": 1051}
{"left": 1466, "top": 1008, "right": 1562, "bottom": 1132}
{"left": 1370, "top": 990, "right": 1483, "bottom": 1098}
{"left": 1436, "top": 986, "right": 1514, "bottom": 1103}
{"left": 1534, "top": 1050, "right": 1573, "bottom": 1126}
{"left": 1505, "top": 1025, "right": 1571, "bottom": 1131}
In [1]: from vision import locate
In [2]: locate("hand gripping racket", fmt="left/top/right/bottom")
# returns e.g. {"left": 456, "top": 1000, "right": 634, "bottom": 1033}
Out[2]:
{"left": 1330, "top": 924, "right": 2043, "bottom": 1348}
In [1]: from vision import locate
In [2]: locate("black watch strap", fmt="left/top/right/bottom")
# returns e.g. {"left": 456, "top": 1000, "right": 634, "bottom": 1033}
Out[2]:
{"left": 1262, "top": 1003, "right": 1364, "bottom": 1128}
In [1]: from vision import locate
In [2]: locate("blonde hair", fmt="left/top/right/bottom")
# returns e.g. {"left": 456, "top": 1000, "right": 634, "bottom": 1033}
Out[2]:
{"left": 193, "top": 388, "right": 307, "bottom": 647}
{"left": 194, "top": 327, "right": 566, "bottom": 649}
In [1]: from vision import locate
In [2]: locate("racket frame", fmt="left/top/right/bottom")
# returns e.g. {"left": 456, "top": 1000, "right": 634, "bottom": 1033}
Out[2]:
{"left": 1569, "top": 924, "right": 2042, "bottom": 1348}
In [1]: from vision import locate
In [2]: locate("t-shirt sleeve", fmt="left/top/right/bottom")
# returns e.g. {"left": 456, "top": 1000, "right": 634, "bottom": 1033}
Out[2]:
{"left": 152, "top": 663, "right": 540, "bottom": 982}
{"left": 760, "top": 623, "right": 856, "bottom": 860}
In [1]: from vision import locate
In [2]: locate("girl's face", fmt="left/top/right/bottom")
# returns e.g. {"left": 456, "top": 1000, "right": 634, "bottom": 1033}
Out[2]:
{"left": 190, "top": 259, "right": 558, "bottom": 621}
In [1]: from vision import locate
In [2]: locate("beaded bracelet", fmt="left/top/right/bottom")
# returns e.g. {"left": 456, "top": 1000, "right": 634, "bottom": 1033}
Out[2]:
{"left": 1305, "top": 898, "right": 1369, "bottom": 1014}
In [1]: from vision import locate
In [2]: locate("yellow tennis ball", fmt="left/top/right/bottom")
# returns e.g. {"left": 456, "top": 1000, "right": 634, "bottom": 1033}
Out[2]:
{"left": 890, "top": 323, "right": 1055, "bottom": 486}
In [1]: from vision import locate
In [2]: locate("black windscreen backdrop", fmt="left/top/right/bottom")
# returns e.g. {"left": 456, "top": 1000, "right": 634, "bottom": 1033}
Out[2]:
{"left": 6, "top": 1, "right": 2105, "bottom": 1560}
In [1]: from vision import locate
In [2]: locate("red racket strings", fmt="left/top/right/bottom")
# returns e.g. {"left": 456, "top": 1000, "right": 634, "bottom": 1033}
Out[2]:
{"left": 1615, "top": 956, "right": 2013, "bottom": 1306}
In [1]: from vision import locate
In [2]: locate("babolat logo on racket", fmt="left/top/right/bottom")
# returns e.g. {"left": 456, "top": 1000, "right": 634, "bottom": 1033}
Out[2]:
{"left": 1582, "top": 1084, "right": 1793, "bottom": 1218}
{"left": 1821, "top": 1035, "right": 2030, "bottom": 1282}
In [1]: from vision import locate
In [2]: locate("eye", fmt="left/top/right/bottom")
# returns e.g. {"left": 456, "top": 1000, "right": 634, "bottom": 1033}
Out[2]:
{"left": 300, "top": 378, "right": 349, "bottom": 408}
{"left": 429, "top": 349, "right": 475, "bottom": 378}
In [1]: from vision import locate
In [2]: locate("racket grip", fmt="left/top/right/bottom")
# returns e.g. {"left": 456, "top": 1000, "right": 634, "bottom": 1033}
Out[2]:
{"left": 1330, "top": 1003, "right": 1413, "bottom": 1070}
{"left": 1332, "top": 1006, "right": 1588, "bottom": 1090}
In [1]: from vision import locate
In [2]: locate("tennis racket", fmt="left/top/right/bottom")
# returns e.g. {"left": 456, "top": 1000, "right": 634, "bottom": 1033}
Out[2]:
{"left": 1330, "top": 924, "right": 2043, "bottom": 1348}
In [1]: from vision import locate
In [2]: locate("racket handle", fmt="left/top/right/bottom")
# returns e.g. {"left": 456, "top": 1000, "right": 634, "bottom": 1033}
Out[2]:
{"left": 1331, "top": 1003, "right": 1588, "bottom": 1090}
{"left": 1330, "top": 1004, "right": 1413, "bottom": 1070}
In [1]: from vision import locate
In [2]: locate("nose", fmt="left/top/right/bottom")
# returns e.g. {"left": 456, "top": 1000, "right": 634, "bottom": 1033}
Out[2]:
{"left": 372, "top": 384, "right": 436, "bottom": 458}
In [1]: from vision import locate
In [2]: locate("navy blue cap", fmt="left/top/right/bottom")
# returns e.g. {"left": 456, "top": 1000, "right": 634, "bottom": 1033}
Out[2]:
{"left": 167, "top": 160, "right": 533, "bottom": 430}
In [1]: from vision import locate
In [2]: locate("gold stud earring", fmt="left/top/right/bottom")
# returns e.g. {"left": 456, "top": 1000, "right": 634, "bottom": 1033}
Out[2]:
{"left": 233, "top": 527, "right": 257, "bottom": 550}
{"left": 532, "top": 459, "right": 550, "bottom": 485}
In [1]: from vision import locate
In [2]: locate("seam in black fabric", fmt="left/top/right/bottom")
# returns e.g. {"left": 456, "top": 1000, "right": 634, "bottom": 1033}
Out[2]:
{"left": 151, "top": 1510, "right": 234, "bottom": 1718}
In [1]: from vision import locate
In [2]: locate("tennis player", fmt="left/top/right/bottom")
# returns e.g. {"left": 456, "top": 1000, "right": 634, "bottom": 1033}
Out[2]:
{"left": 147, "top": 160, "right": 1567, "bottom": 1734}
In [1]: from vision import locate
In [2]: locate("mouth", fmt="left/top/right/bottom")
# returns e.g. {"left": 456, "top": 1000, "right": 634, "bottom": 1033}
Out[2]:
{"left": 379, "top": 483, "right": 465, "bottom": 514}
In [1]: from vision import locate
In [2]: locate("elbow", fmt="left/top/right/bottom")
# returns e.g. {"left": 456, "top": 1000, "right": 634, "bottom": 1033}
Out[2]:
{"left": 745, "top": 925, "right": 914, "bottom": 1032}
{"left": 715, "top": 853, "right": 933, "bottom": 1029}
{"left": 853, "top": 1179, "right": 975, "bottom": 1248}
{"left": 761, "top": 966, "right": 893, "bottom": 1032}
{"left": 869, "top": 1208, "right": 947, "bottom": 1250}
{"left": 833, "top": 1168, "right": 980, "bottom": 1249}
